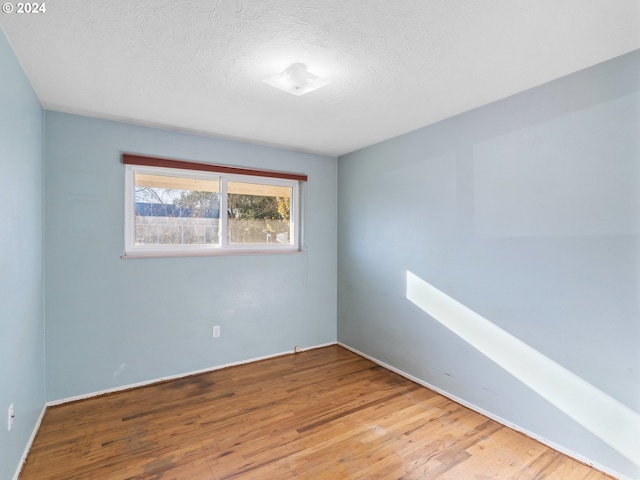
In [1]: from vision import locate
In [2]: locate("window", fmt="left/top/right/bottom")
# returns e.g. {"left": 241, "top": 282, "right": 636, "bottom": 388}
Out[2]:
{"left": 123, "top": 155, "right": 304, "bottom": 257}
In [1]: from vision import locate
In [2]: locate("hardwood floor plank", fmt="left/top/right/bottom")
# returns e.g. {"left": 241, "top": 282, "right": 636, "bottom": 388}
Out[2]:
{"left": 19, "top": 345, "right": 614, "bottom": 479}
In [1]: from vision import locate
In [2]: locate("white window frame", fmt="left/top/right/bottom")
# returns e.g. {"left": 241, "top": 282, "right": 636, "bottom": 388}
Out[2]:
{"left": 124, "top": 164, "right": 300, "bottom": 258}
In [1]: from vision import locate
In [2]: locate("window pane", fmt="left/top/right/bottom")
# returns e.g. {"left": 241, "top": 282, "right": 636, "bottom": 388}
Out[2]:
{"left": 134, "top": 173, "right": 220, "bottom": 246}
{"left": 227, "top": 181, "right": 292, "bottom": 245}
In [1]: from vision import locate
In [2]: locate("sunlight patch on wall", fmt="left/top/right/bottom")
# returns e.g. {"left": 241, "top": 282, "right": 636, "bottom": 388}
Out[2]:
{"left": 405, "top": 270, "right": 640, "bottom": 466}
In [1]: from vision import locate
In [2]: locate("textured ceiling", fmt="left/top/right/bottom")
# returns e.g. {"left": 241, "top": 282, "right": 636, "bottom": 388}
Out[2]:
{"left": 1, "top": 1, "right": 639, "bottom": 157}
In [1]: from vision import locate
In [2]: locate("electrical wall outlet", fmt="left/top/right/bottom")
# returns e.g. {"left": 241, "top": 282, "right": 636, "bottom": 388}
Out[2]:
{"left": 212, "top": 325, "right": 221, "bottom": 338}
{"left": 8, "top": 404, "right": 14, "bottom": 431}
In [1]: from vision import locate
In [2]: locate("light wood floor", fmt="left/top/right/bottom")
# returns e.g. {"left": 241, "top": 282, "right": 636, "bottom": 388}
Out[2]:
{"left": 20, "top": 345, "right": 612, "bottom": 479}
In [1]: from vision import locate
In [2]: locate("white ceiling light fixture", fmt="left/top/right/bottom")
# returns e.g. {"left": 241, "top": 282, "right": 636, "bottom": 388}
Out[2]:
{"left": 263, "top": 63, "right": 330, "bottom": 96}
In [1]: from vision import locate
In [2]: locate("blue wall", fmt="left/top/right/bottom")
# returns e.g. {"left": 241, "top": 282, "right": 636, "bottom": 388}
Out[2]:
{"left": 44, "top": 112, "right": 337, "bottom": 401}
{"left": 0, "top": 30, "right": 45, "bottom": 480}
{"left": 338, "top": 50, "right": 640, "bottom": 479}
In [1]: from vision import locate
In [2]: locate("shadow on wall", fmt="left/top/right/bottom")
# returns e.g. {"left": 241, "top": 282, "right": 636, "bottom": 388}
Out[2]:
{"left": 406, "top": 270, "right": 640, "bottom": 467}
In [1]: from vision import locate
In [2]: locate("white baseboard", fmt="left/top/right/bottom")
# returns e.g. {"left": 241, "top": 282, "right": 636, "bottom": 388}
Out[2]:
{"left": 338, "top": 342, "right": 629, "bottom": 480}
{"left": 12, "top": 404, "right": 47, "bottom": 480}
{"left": 47, "top": 342, "right": 337, "bottom": 407}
